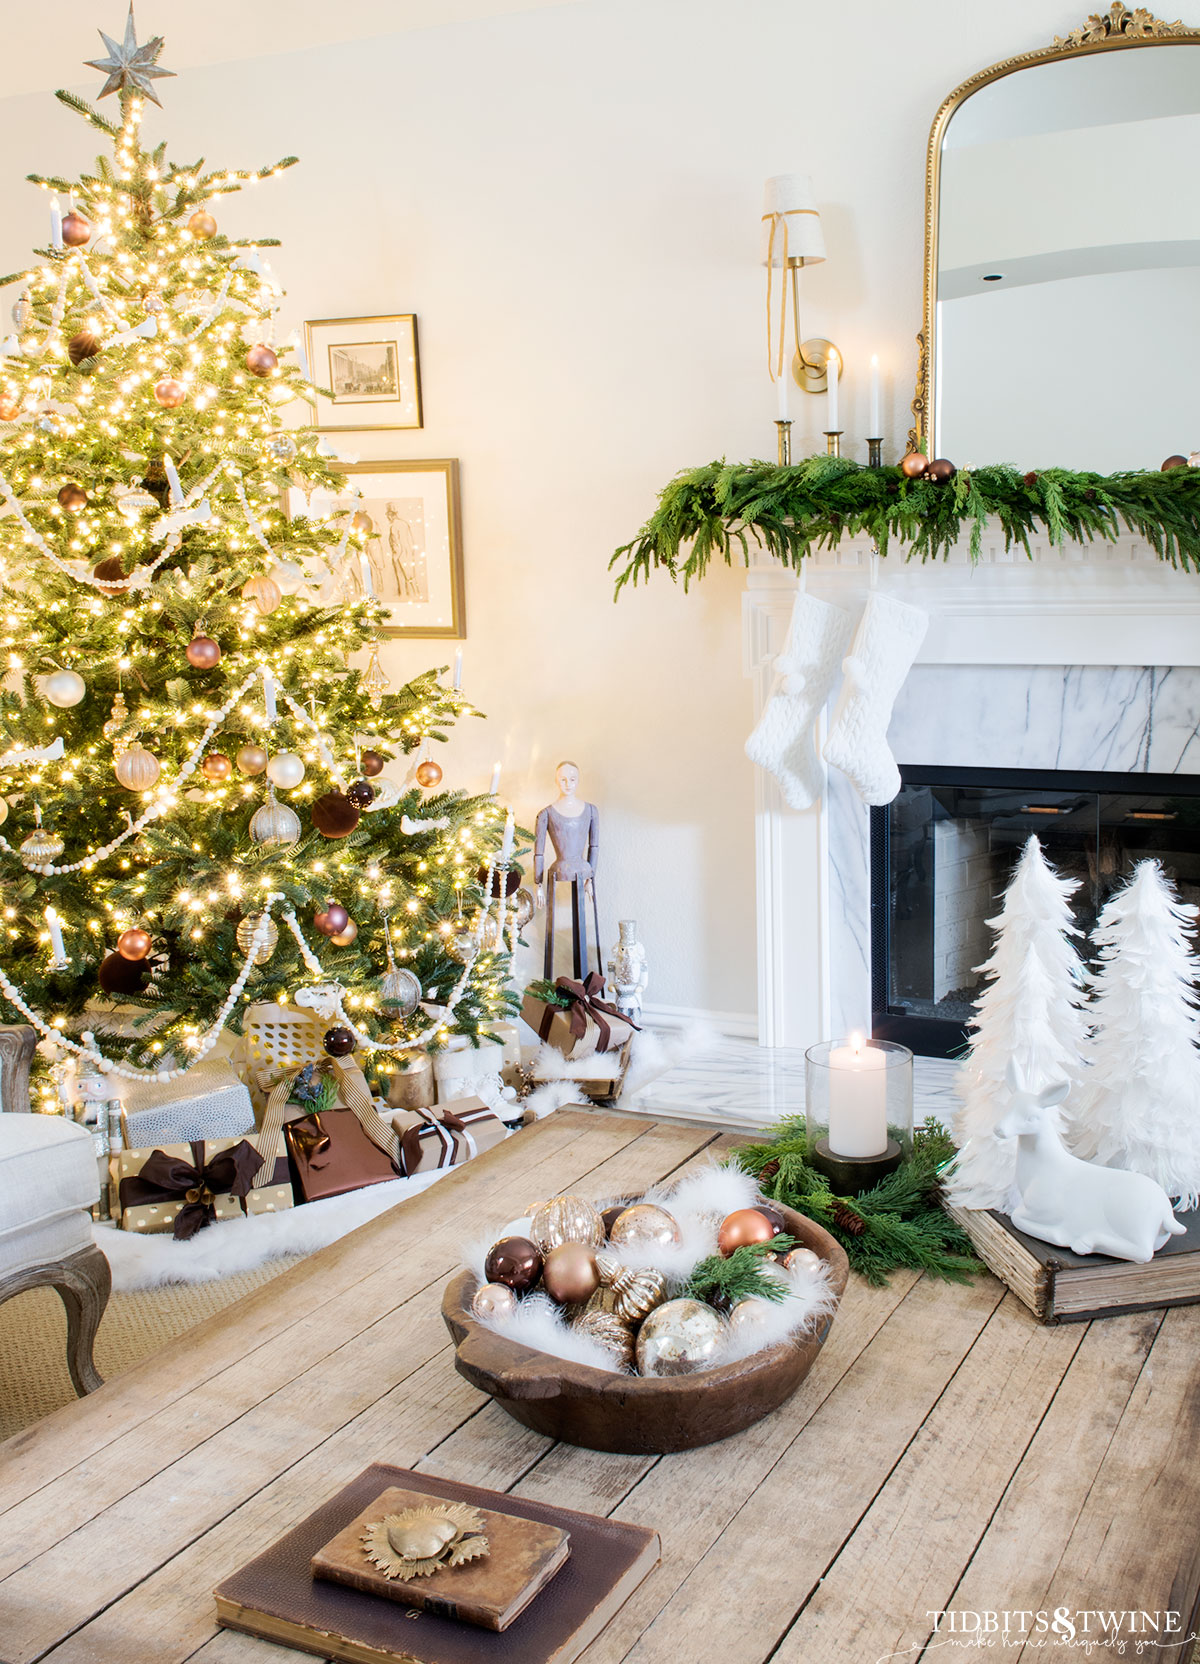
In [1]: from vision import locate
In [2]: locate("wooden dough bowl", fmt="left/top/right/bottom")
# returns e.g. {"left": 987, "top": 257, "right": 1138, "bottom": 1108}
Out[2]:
{"left": 441, "top": 1203, "right": 849, "bottom": 1453}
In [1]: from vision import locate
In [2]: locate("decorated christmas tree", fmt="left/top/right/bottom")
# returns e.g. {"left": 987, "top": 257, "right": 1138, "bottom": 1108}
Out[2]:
{"left": 0, "top": 12, "right": 519, "bottom": 1092}
{"left": 1072, "top": 861, "right": 1200, "bottom": 1210}
{"left": 947, "top": 835, "right": 1090, "bottom": 1212}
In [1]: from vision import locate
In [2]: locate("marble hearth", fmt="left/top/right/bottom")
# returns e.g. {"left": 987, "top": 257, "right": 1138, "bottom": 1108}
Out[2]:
{"left": 744, "top": 531, "right": 1200, "bottom": 1053}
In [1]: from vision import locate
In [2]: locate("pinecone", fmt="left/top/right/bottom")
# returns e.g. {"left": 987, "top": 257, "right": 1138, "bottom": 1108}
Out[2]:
{"left": 758, "top": 1159, "right": 780, "bottom": 1182}
{"left": 1023, "top": 470, "right": 1039, "bottom": 488}
{"left": 831, "top": 1201, "right": 866, "bottom": 1236}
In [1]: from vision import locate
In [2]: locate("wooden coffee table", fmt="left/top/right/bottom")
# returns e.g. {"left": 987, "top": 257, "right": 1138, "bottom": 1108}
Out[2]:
{"left": 1, "top": 1109, "right": 1197, "bottom": 1664}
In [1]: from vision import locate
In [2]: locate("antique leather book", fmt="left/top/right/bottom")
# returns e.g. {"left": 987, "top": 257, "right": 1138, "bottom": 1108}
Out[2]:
{"left": 213, "top": 1463, "right": 660, "bottom": 1664}
{"left": 311, "top": 1483, "right": 569, "bottom": 1630}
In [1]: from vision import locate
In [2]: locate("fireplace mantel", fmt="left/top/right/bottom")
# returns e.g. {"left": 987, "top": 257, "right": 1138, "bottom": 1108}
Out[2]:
{"left": 743, "top": 530, "right": 1200, "bottom": 1050}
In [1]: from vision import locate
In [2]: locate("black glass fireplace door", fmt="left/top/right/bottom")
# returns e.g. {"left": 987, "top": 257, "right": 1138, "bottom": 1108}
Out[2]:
{"left": 870, "top": 766, "right": 1200, "bottom": 1059}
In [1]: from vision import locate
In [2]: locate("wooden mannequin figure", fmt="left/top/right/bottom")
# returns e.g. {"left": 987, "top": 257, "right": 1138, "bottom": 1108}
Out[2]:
{"left": 534, "top": 760, "right": 601, "bottom": 980}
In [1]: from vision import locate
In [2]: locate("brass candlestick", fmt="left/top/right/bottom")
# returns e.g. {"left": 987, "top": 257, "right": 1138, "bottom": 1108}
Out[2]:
{"left": 824, "top": 430, "right": 843, "bottom": 458}
{"left": 867, "top": 437, "right": 883, "bottom": 468}
{"left": 775, "top": 419, "right": 793, "bottom": 466}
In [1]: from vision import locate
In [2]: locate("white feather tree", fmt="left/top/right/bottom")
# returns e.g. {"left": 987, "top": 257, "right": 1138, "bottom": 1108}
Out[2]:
{"left": 1072, "top": 861, "right": 1200, "bottom": 1211}
{"left": 947, "top": 835, "right": 1090, "bottom": 1212}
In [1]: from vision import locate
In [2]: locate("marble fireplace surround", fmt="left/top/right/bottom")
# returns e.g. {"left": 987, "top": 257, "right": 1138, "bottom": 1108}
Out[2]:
{"left": 743, "top": 530, "right": 1200, "bottom": 1052}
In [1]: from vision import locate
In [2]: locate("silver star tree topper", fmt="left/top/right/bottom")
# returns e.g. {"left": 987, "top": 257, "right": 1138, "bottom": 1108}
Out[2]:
{"left": 85, "top": 6, "right": 175, "bottom": 106}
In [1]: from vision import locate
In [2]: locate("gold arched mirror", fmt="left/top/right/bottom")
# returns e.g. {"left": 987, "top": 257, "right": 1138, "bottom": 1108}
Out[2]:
{"left": 914, "top": 5, "right": 1200, "bottom": 469}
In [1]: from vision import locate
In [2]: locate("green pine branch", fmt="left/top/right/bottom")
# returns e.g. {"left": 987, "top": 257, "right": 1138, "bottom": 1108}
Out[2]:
{"left": 683, "top": 1235, "right": 797, "bottom": 1306}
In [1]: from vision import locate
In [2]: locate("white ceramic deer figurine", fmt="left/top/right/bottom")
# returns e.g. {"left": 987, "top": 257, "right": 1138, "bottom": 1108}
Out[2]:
{"left": 996, "top": 1061, "right": 1186, "bottom": 1262}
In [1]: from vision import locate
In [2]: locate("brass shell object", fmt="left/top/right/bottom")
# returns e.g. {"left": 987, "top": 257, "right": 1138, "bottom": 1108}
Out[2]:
{"left": 594, "top": 1251, "right": 667, "bottom": 1323}
{"left": 362, "top": 1503, "right": 489, "bottom": 1582}
{"left": 529, "top": 1193, "right": 605, "bottom": 1255}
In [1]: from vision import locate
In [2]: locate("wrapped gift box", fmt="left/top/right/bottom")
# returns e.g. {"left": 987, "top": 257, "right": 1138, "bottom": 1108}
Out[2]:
{"left": 521, "top": 978, "right": 636, "bottom": 1061}
{"left": 116, "top": 1136, "right": 293, "bottom": 1236}
{"left": 118, "top": 1059, "right": 254, "bottom": 1148}
{"left": 391, "top": 1096, "right": 507, "bottom": 1175}
{"left": 271, "top": 1056, "right": 402, "bottom": 1203}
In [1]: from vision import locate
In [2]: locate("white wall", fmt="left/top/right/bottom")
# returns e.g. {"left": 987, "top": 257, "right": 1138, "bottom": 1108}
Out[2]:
{"left": 0, "top": 0, "right": 1132, "bottom": 1025}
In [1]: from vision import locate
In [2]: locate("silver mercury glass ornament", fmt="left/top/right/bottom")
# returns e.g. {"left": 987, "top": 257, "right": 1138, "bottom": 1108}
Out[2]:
{"left": 381, "top": 964, "right": 422, "bottom": 1016}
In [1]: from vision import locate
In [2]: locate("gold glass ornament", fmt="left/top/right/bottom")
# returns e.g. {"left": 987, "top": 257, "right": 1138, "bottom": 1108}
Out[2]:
{"left": 635, "top": 1299, "right": 725, "bottom": 1377}
{"left": 236, "top": 744, "right": 268, "bottom": 776}
{"left": 249, "top": 789, "right": 302, "bottom": 848}
{"left": 330, "top": 919, "right": 358, "bottom": 947}
{"left": 102, "top": 689, "right": 130, "bottom": 743}
{"left": 573, "top": 1308, "right": 635, "bottom": 1369}
{"left": 242, "top": 573, "right": 282, "bottom": 616}
{"left": 594, "top": 1251, "right": 668, "bottom": 1323}
{"left": 19, "top": 827, "right": 64, "bottom": 869}
{"left": 530, "top": 1195, "right": 605, "bottom": 1256}
{"left": 415, "top": 759, "right": 443, "bottom": 788}
{"left": 114, "top": 744, "right": 161, "bottom": 792}
{"left": 609, "top": 1203, "right": 682, "bottom": 1252}
{"left": 235, "top": 911, "right": 278, "bottom": 966}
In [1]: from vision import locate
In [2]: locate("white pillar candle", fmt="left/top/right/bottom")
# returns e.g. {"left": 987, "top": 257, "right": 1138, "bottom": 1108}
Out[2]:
{"left": 500, "top": 809, "right": 515, "bottom": 864}
{"left": 50, "top": 196, "right": 62, "bottom": 251}
{"left": 453, "top": 648, "right": 463, "bottom": 690}
{"left": 44, "top": 906, "right": 66, "bottom": 963}
{"left": 827, "top": 1032, "right": 888, "bottom": 1157}
{"left": 489, "top": 761, "right": 501, "bottom": 795}
{"left": 869, "top": 354, "right": 881, "bottom": 437}
{"left": 826, "top": 349, "right": 840, "bottom": 432}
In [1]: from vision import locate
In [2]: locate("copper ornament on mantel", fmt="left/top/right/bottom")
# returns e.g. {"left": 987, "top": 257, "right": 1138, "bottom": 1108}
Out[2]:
{"left": 900, "top": 451, "right": 929, "bottom": 479}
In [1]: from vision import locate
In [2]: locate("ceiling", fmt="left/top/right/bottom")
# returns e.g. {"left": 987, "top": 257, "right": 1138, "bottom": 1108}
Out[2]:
{"left": 0, "top": 0, "right": 582, "bottom": 101}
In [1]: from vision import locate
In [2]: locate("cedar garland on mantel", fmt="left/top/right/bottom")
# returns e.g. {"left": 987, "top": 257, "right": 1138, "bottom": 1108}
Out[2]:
{"left": 610, "top": 454, "right": 1200, "bottom": 594}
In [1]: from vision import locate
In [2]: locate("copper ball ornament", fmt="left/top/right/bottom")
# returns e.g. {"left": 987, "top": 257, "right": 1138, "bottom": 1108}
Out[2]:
{"left": 185, "top": 632, "right": 221, "bottom": 669}
{"left": 60, "top": 211, "right": 91, "bottom": 247}
{"left": 360, "top": 750, "right": 385, "bottom": 777}
{"left": 67, "top": 330, "right": 100, "bottom": 366}
{"left": 98, "top": 949, "right": 147, "bottom": 995}
{"left": 116, "top": 927, "right": 152, "bottom": 961}
{"left": 900, "top": 451, "right": 929, "bottom": 479}
{"left": 245, "top": 343, "right": 278, "bottom": 377}
{"left": 187, "top": 209, "right": 218, "bottom": 239}
{"left": 926, "top": 458, "right": 957, "bottom": 483}
{"left": 415, "top": 760, "right": 443, "bottom": 788}
{"left": 484, "top": 1235, "right": 543, "bottom": 1295}
{"left": 312, "top": 790, "right": 360, "bottom": 839}
{"left": 471, "top": 1281, "right": 518, "bottom": 1321}
{"left": 718, "top": 1208, "right": 777, "bottom": 1257}
{"left": 201, "top": 752, "right": 232, "bottom": 783}
{"left": 242, "top": 573, "right": 282, "bottom": 616}
{"left": 323, "top": 1026, "right": 357, "bottom": 1058}
{"left": 1163, "top": 454, "right": 1189, "bottom": 471}
{"left": 236, "top": 744, "right": 268, "bottom": 776}
{"left": 609, "top": 1203, "right": 682, "bottom": 1252}
{"left": 542, "top": 1242, "right": 601, "bottom": 1306}
{"left": 57, "top": 483, "right": 87, "bottom": 512}
{"left": 153, "top": 377, "right": 186, "bottom": 408}
{"left": 330, "top": 919, "right": 358, "bottom": 947}
{"left": 314, "top": 902, "right": 350, "bottom": 937}
{"left": 350, "top": 510, "right": 373, "bottom": 534}
{"left": 0, "top": 394, "right": 19, "bottom": 422}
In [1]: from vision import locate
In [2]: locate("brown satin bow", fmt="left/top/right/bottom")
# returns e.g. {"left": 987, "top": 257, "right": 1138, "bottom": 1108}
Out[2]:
{"left": 542, "top": 972, "right": 640, "bottom": 1052}
{"left": 119, "top": 1139, "right": 265, "bottom": 1241}
{"left": 398, "top": 1106, "right": 461, "bottom": 1177}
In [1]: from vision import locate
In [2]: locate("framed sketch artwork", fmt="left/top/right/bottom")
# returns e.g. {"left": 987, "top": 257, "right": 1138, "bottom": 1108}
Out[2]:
{"left": 304, "top": 314, "right": 423, "bottom": 432}
{"left": 286, "top": 460, "right": 464, "bottom": 639}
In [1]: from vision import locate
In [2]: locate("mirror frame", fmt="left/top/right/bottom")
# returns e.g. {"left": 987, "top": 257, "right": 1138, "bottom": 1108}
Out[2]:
{"left": 911, "top": 3, "right": 1200, "bottom": 456}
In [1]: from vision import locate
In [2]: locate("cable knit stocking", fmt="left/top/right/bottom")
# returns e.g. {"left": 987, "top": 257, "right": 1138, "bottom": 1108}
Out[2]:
{"left": 822, "top": 591, "right": 928, "bottom": 806}
{"left": 745, "top": 589, "right": 854, "bottom": 810}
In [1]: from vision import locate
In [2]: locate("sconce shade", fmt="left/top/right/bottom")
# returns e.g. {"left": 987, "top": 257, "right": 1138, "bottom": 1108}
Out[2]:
{"left": 761, "top": 173, "right": 826, "bottom": 268}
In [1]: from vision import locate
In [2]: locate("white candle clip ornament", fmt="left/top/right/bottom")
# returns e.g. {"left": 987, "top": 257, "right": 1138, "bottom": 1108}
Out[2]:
{"left": 995, "top": 1061, "right": 1186, "bottom": 1262}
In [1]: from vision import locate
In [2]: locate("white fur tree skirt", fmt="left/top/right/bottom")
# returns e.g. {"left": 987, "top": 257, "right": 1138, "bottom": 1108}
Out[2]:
{"left": 96, "top": 1170, "right": 448, "bottom": 1292}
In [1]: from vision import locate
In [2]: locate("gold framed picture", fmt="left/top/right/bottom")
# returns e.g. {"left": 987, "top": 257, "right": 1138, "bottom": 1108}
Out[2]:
{"left": 285, "top": 459, "right": 465, "bottom": 639}
{"left": 303, "top": 314, "right": 423, "bottom": 432}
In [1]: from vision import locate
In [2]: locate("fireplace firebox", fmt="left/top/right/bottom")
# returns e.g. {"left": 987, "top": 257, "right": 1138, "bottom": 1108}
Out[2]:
{"left": 870, "top": 766, "right": 1200, "bottom": 1059}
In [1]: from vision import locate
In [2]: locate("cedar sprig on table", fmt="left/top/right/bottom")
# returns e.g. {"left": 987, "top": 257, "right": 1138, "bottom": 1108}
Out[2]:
{"left": 683, "top": 1235, "right": 796, "bottom": 1308}
{"left": 733, "top": 1118, "right": 980, "bottom": 1288}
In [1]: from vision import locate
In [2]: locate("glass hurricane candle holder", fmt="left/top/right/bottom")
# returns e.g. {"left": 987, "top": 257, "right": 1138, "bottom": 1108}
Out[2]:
{"left": 804, "top": 1035, "right": 914, "bottom": 1194}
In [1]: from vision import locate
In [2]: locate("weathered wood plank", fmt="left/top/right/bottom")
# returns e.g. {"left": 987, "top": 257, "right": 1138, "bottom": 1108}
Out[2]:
{"left": 944, "top": 1309, "right": 1161, "bottom": 1648}
{"left": 0, "top": 1117, "right": 705, "bottom": 1584}
{"left": 769, "top": 1293, "right": 1084, "bottom": 1664}
{"left": 10, "top": 1118, "right": 719, "bottom": 1663}
{"left": 1010, "top": 1303, "right": 1200, "bottom": 1655}
{"left": 0, "top": 1112, "right": 653, "bottom": 1505}
{"left": 606, "top": 1273, "right": 1005, "bottom": 1664}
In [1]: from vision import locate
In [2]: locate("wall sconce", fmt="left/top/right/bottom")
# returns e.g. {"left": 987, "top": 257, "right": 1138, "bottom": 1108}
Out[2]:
{"left": 762, "top": 173, "right": 841, "bottom": 462}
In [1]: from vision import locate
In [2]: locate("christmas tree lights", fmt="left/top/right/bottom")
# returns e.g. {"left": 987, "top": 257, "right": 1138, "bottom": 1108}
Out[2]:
{"left": 0, "top": 12, "right": 519, "bottom": 1085}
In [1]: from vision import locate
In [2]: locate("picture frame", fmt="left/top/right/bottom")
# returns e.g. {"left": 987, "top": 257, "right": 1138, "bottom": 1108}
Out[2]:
{"left": 285, "top": 459, "right": 465, "bottom": 639}
{"left": 303, "top": 314, "right": 423, "bottom": 432}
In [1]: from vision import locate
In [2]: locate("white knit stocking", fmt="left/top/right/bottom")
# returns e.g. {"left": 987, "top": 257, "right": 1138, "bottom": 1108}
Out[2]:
{"left": 745, "top": 589, "right": 854, "bottom": 810}
{"left": 822, "top": 591, "right": 928, "bottom": 806}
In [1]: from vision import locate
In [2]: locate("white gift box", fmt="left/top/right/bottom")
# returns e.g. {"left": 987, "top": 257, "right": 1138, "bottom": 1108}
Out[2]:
{"left": 118, "top": 1059, "right": 254, "bottom": 1147}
